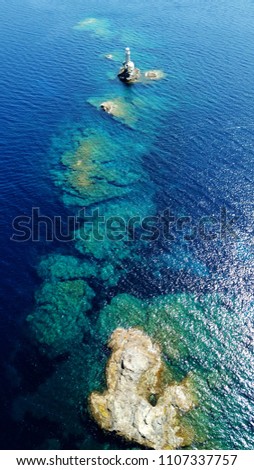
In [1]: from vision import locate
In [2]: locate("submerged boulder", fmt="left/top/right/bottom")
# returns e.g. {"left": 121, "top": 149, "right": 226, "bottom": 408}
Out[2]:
{"left": 98, "top": 97, "right": 138, "bottom": 127}
{"left": 89, "top": 328, "right": 195, "bottom": 449}
{"left": 144, "top": 70, "right": 166, "bottom": 81}
{"left": 88, "top": 96, "right": 139, "bottom": 128}
{"left": 27, "top": 280, "right": 95, "bottom": 357}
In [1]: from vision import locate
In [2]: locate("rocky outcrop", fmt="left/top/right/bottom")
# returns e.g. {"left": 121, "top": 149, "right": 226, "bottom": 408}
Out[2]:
{"left": 98, "top": 98, "right": 137, "bottom": 126}
{"left": 118, "top": 67, "right": 141, "bottom": 83}
{"left": 89, "top": 328, "right": 196, "bottom": 449}
{"left": 100, "top": 101, "right": 118, "bottom": 115}
{"left": 144, "top": 70, "right": 166, "bottom": 80}
{"left": 100, "top": 98, "right": 132, "bottom": 119}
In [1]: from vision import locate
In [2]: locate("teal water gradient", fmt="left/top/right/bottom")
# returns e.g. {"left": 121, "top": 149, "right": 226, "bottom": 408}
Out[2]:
{"left": 0, "top": 0, "right": 254, "bottom": 450}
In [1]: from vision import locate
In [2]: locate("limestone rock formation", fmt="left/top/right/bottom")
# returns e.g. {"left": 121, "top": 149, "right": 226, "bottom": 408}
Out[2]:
{"left": 144, "top": 70, "right": 166, "bottom": 80}
{"left": 100, "top": 99, "right": 131, "bottom": 120}
{"left": 98, "top": 97, "right": 137, "bottom": 126}
{"left": 89, "top": 328, "right": 195, "bottom": 449}
{"left": 100, "top": 101, "right": 118, "bottom": 115}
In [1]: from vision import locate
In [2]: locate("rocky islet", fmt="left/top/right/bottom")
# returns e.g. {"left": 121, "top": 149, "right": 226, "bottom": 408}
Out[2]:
{"left": 89, "top": 328, "right": 195, "bottom": 450}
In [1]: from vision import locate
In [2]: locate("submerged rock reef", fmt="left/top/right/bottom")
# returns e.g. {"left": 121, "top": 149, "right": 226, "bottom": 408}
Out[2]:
{"left": 27, "top": 279, "right": 95, "bottom": 357}
{"left": 90, "top": 328, "right": 195, "bottom": 450}
{"left": 89, "top": 97, "right": 139, "bottom": 127}
{"left": 55, "top": 125, "right": 148, "bottom": 205}
{"left": 19, "top": 285, "right": 251, "bottom": 449}
{"left": 16, "top": 16, "right": 253, "bottom": 452}
{"left": 60, "top": 130, "right": 135, "bottom": 204}
{"left": 73, "top": 18, "right": 113, "bottom": 38}
{"left": 144, "top": 70, "right": 166, "bottom": 81}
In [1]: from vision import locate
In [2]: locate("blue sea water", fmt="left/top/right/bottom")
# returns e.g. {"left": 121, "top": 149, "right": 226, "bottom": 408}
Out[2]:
{"left": 0, "top": 0, "right": 254, "bottom": 449}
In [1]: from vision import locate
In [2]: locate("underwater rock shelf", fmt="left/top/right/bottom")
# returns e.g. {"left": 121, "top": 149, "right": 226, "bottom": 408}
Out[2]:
{"left": 90, "top": 328, "right": 195, "bottom": 450}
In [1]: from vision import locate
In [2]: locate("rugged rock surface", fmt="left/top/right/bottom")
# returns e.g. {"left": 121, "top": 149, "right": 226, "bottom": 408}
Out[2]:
{"left": 98, "top": 98, "right": 137, "bottom": 126}
{"left": 144, "top": 70, "right": 166, "bottom": 80}
{"left": 100, "top": 101, "right": 118, "bottom": 115}
{"left": 89, "top": 328, "right": 195, "bottom": 449}
{"left": 100, "top": 99, "right": 130, "bottom": 119}
{"left": 118, "top": 67, "right": 141, "bottom": 83}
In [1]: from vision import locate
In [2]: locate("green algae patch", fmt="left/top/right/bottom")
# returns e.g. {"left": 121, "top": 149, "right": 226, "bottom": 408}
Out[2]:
{"left": 27, "top": 280, "right": 95, "bottom": 357}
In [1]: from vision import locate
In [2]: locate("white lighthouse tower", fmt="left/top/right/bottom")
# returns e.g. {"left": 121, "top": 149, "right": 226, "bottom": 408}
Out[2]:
{"left": 124, "top": 47, "right": 135, "bottom": 73}
{"left": 125, "top": 47, "right": 131, "bottom": 63}
{"left": 118, "top": 47, "right": 140, "bottom": 82}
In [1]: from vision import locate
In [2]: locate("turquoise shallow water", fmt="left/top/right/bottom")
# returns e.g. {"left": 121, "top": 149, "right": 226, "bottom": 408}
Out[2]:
{"left": 0, "top": 0, "right": 254, "bottom": 449}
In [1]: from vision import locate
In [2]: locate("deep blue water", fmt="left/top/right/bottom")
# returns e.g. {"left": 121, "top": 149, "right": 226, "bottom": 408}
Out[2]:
{"left": 1, "top": 0, "right": 254, "bottom": 449}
